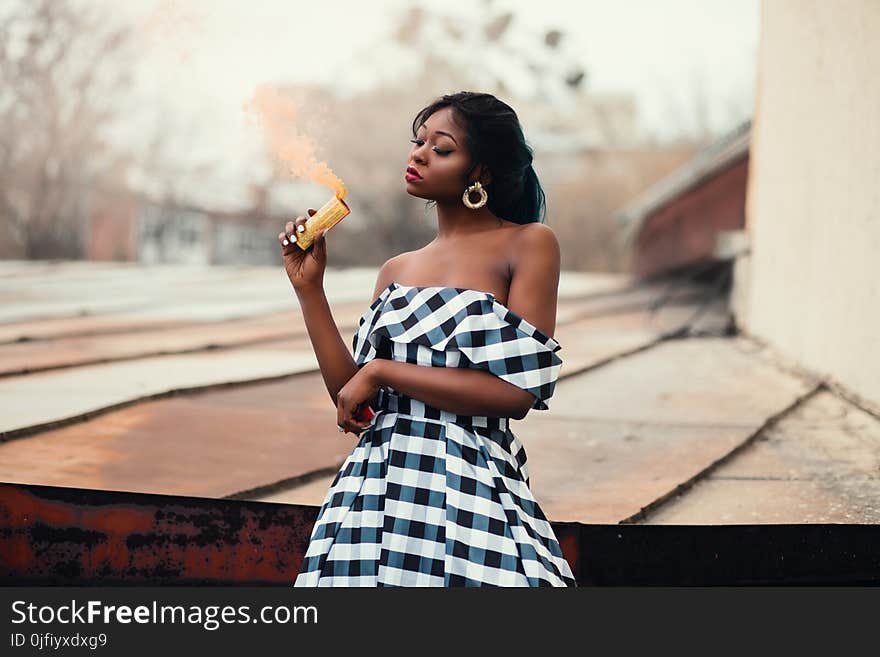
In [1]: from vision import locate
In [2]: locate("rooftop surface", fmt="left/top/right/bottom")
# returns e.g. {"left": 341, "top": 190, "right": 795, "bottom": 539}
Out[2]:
{"left": 1, "top": 260, "right": 876, "bottom": 524}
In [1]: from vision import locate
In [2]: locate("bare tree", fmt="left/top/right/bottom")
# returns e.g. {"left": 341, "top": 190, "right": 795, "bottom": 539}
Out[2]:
{"left": 0, "top": 0, "right": 133, "bottom": 259}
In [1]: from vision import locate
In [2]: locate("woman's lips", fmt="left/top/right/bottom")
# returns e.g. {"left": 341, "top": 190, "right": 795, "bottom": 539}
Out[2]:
{"left": 405, "top": 167, "right": 422, "bottom": 182}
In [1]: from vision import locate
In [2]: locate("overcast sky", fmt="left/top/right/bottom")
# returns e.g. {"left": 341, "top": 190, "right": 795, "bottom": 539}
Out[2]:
{"left": 100, "top": 0, "right": 760, "bottom": 207}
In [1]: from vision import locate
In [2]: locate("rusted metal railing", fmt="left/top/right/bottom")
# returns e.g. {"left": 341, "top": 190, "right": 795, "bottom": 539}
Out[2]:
{"left": 2, "top": 482, "right": 877, "bottom": 586}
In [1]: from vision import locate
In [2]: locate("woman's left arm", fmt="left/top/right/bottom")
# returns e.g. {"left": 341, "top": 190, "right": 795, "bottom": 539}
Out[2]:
{"left": 337, "top": 224, "right": 561, "bottom": 433}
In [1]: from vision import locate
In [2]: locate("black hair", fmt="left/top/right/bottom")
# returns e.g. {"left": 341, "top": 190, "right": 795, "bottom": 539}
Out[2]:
{"left": 411, "top": 91, "right": 546, "bottom": 224}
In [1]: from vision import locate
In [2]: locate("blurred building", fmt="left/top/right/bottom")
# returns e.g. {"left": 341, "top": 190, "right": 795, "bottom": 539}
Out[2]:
{"left": 85, "top": 188, "right": 295, "bottom": 267}
{"left": 614, "top": 119, "right": 750, "bottom": 279}
{"left": 615, "top": 0, "right": 879, "bottom": 411}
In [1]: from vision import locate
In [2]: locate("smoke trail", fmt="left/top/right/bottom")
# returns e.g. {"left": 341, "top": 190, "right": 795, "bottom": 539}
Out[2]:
{"left": 244, "top": 84, "right": 346, "bottom": 199}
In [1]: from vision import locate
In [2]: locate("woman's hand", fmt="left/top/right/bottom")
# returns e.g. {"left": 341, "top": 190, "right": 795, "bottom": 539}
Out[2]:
{"left": 336, "top": 361, "right": 382, "bottom": 435}
{"left": 278, "top": 209, "right": 327, "bottom": 292}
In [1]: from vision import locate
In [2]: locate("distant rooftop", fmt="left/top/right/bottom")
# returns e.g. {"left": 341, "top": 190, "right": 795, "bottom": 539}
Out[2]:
{"left": 614, "top": 119, "right": 752, "bottom": 227}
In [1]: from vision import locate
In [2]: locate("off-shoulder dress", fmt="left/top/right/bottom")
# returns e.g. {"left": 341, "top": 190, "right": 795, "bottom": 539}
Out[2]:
{"left": 293, "top": 282, "right": 577, "bottom": 587}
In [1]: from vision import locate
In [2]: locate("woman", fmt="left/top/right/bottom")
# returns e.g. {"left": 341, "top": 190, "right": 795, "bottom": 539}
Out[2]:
{"left": 279, "top": 91, "right": 576, "bottom": 587}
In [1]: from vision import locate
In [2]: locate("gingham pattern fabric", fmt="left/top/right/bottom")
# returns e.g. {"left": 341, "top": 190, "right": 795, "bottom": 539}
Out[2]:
{"left": 294, "top": 282, "right": 575, "bottom": 587}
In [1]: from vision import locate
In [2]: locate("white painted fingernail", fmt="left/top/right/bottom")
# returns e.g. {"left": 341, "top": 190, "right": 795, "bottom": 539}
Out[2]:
{"left": 282, "top": 239, "right": 289, "bottom": 245}
{"left": 297, "top": 225, "right": 306, "bottom": 233}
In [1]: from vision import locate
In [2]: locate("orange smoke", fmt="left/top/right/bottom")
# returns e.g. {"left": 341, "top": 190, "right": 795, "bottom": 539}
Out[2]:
{"left": 244, "top": 84, "right": 346, "bottom": 200}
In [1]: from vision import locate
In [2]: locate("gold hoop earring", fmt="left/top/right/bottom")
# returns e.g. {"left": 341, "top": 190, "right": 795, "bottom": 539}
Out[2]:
{"left": 462, "top": 181, "right": 488, "bottom": 210}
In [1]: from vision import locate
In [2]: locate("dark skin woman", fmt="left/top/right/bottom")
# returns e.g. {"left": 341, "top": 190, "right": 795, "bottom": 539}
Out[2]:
{"left": 277, "top": 98, "right": 560, "bottom": 435}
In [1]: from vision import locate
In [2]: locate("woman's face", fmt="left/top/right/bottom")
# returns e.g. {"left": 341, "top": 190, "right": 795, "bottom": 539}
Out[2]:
{"left": 405, "top": 106, "right": 473, "bottom": 202}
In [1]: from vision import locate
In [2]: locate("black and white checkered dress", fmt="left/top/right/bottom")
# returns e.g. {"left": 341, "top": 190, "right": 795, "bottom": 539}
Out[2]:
{"left": 294, "top": 282, "right": 577, "bottom": 587}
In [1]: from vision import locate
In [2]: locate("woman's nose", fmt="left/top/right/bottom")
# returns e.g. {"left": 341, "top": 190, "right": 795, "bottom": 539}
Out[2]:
{"left": 413, "top": 143, "right": 429, "bottom": 162}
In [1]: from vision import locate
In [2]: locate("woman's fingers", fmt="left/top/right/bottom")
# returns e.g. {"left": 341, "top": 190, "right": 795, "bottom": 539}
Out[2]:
{"left": 293, "top": 216, "right": 309, "bottom": 237}
{"left": 284, "top": 216, "right": 309, "bottom": 235}
{"left": 342, "top": 421, "right": 367, "bottom": 436}
{"left": 280, "top": 225, "right": 298, "bottom": 248}
{"left": 337, "top": 400, "right": 369, "bottom": 435}
{"left": 345, "top": 416, "right": 372, "bottom": 435}
{"left": 280, "top": 216, "right": 312, "bottom": 249}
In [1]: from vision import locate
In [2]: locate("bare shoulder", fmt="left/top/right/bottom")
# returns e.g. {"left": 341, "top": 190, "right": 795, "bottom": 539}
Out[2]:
{"left": 510, "top": 222, "right": 560, "bottom": 268}
{"left": 513, "top": 221, "right": 558, "bottom": 245}
{"left": 371, "top": 251, "right": 414, "bottom": 302}
{"left": 505, "top": 223, "right": 561, "bottom": 338}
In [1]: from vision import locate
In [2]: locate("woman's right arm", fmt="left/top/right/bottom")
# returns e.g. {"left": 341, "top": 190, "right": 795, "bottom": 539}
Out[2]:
{"left": 294, "top": 283, "right": 359, "bottom": 407}
{"left": 296, "top": 256, "right": 400, "bottom": 406}
{"left": 278, "top": 210, "right": 352, "bottom": 407}
{"left": 279, "top": 211, "right": 400, "bottom": 407}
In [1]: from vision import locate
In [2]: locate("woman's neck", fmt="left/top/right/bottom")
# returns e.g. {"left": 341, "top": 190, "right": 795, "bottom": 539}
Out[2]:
{"left": 433, "top": 198, "right": 501, "bottom": 239}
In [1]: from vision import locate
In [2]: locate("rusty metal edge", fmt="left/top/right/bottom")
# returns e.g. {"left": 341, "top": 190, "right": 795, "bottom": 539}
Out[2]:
{"left": 2, "top": 482, "right": 878, "bottom": 586}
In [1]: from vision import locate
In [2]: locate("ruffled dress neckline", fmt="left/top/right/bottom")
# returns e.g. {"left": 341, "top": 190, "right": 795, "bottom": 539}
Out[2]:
{"left": 372, "top": 281, "right": 562, "bottom": 353}
{"left": 354, "top": 281, "right": 563, "bottom": 411}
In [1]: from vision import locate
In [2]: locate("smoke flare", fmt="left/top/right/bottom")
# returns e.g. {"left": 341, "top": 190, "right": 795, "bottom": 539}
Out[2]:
{"left": 244, "top": 84, "right": 346, "bottom": 199}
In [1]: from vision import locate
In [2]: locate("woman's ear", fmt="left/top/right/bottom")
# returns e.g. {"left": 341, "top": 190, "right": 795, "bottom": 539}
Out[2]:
{"left": 473, "top": 164, "right": 492, "bottom": 186}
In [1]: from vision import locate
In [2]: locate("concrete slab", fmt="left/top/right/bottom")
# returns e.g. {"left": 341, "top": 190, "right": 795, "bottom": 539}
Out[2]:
{"left": 0, "top": 262, "right": 641, "bottom": 328}
{"left": 0, "top": 372, "right": 354, "bottom": 498}
{"left": 0, "top": 345, "right": 317, "bottom": 437}
{"left": 556, "top": 271, "right": 635, "bottom": 298}
{"left": 0, "top": 282, "right": 686, "bottom": 375}
{"left": 0, "top": 315, "right": 201, "bottom": 345}
{"left": 254, "top": 336, "right": 810, "bottom": 524}
{"left": 252, "top": 473, "right": 340, "bottom": 507}
{"left": 556, "top": 300, "right": 732, "bottom": 377}
{"left": 633, "top": 479, "right": 880, "bottom": 524}
{"left": 1, "top": 279, "right": 698, "bottom": 436}
{"left": 515, "top": 337, "right": 815, "bottom": 522}
{"left": 0, "top": 303, "right": 367, "bottom": 375}
{"left": 550, "top": 336, "right": 813, "bottom": 426}
{"left": 0, "top": 264, "right": 239, "bottom": 323}
{"left": 514, "top": 415, "right": 750, "bottom": 523}
{"left": 642, "top": 390, "right": 880, "bottom": 523}
{"left": 9, "top": 261, "right": 839, "bottom": 527}
{"left": 0, "top": 263, "right": 379, "bottom": 326}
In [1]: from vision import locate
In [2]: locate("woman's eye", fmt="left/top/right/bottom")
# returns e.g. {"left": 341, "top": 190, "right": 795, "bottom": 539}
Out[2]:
{"left": 409, "top": 139, "right": 451, "bottom": 156}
